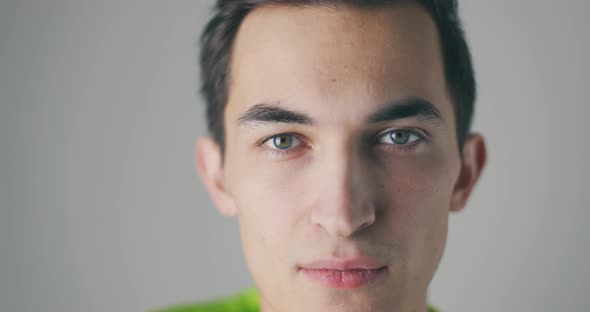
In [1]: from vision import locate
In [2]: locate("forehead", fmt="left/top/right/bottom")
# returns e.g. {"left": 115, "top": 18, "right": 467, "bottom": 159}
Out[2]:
{"left": 226, "top": 3, "right": 452, "bottom": 126}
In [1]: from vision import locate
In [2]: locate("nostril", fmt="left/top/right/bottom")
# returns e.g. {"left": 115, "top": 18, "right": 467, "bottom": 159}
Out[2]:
{"left": 355, "top": 212, "right": 376, "bottom": 234}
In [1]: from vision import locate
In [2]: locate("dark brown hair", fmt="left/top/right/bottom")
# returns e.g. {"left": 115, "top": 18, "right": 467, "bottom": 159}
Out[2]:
{"left": 199, "top": 0, "right": 475, "bottom": 152}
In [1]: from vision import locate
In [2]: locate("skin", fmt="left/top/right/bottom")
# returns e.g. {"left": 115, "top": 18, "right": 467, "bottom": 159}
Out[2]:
{"left": 196, "top": 3, "right": 486, "bottom": 312}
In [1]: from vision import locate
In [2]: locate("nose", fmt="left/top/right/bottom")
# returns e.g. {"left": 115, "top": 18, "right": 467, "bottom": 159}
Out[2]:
{"left": 309, "top": 147, "right": 377, "bottom": 238}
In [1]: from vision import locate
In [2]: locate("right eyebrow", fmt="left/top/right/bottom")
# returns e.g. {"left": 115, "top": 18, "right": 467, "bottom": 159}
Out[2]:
{"left": 237, "top": 103, "right": 314, "bottom": 126}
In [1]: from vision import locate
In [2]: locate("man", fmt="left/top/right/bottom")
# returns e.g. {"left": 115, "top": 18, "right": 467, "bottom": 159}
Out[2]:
{"left": 161, "top": 0, "right": 486, "bottom": 311}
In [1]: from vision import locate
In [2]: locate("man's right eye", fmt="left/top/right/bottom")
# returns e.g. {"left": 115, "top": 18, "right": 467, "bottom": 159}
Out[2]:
{"left": 263, "top": 134, "right": 303, "bottom": 150}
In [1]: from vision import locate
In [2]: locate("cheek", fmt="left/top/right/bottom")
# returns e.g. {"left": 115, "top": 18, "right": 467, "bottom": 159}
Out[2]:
{"left": 231, "top": 165, "right": 308, "bottom": 264}
{"left": 375, "top": 154, "right": 455, "bottom": 243}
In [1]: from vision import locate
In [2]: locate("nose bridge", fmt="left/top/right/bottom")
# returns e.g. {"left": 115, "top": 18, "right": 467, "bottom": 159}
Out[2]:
{"left": 310, "top": 137, "right": 376, "bottom": 237}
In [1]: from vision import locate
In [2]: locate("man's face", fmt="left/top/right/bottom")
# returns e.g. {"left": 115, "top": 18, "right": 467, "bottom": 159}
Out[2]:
{"left": 198, "top": 3, "right": 483, "bottom": 312}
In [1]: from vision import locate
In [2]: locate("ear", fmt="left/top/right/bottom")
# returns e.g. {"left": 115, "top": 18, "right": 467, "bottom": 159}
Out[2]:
{"left": 450, "top": 133, "right": 487, "bottom": 212}
{"left": 194, "top": 136, "right": 237, "bottom": 216}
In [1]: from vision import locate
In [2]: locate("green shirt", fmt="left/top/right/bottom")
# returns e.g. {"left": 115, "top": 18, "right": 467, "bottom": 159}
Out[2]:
{"left": 156, "top": 288, "right": 439, "bottom": 312}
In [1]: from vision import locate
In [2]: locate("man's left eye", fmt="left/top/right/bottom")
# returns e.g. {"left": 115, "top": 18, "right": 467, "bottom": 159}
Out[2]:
{"left": 377, "top": 129, "right": 422, "bottom": 145}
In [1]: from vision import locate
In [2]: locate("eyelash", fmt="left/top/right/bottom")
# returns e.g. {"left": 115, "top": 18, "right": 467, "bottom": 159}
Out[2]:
{"left": 258, "top": 128, "right": 426, "bottom": 158}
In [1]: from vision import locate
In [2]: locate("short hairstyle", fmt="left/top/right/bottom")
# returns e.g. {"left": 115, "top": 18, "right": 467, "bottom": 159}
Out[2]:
{"left": 199, "top": 0, "right": 476, "bottom": 153}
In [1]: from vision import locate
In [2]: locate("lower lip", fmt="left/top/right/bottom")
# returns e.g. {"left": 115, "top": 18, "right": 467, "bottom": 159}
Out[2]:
{"left": 299, "top": 267, "right": 387, "bottom": 289}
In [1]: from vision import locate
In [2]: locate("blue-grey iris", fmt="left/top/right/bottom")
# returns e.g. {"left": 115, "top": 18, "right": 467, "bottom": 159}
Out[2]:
{"left": 390, "top": 130, "right": 410, "bottom": 144}
{"left": 273, "top": 135, "right": 293, "bottom": 149}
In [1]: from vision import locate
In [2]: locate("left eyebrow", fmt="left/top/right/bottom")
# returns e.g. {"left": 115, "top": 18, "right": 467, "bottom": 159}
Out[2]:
{"left": 366, "top": 97, "right": 443, "bottom": 124}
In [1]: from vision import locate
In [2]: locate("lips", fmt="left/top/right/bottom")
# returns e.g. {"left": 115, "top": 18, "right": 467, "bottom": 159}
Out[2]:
{"left": 298, "top": 257, "right": 388, "bottom": 289}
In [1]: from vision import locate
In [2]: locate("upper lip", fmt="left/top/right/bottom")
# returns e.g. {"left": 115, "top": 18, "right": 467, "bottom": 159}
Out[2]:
{"left": 298, "top": 256, "right": 386, "bottom": 270}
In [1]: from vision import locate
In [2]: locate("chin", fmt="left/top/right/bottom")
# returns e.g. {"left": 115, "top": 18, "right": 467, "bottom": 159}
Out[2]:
{"left": 290, "top": 288, "right": 389, "bottom": 312}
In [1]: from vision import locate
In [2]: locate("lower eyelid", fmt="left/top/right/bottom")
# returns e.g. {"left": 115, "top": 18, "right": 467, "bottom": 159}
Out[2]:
{"left": 376, "top": 142, "right": 421, "bottom": 153}
{"left": 263, "top": 144, "right": 309, "bottom": 160}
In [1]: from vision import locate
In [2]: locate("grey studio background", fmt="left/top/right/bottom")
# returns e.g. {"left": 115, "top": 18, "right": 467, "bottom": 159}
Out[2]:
{"left": 1, "top": 0, "right": 589, "bottom": 311}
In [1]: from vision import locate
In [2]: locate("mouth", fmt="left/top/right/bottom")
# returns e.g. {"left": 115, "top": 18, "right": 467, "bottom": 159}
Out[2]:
{"left": 297, "top": 257, "right": 388, "bottom": 289}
